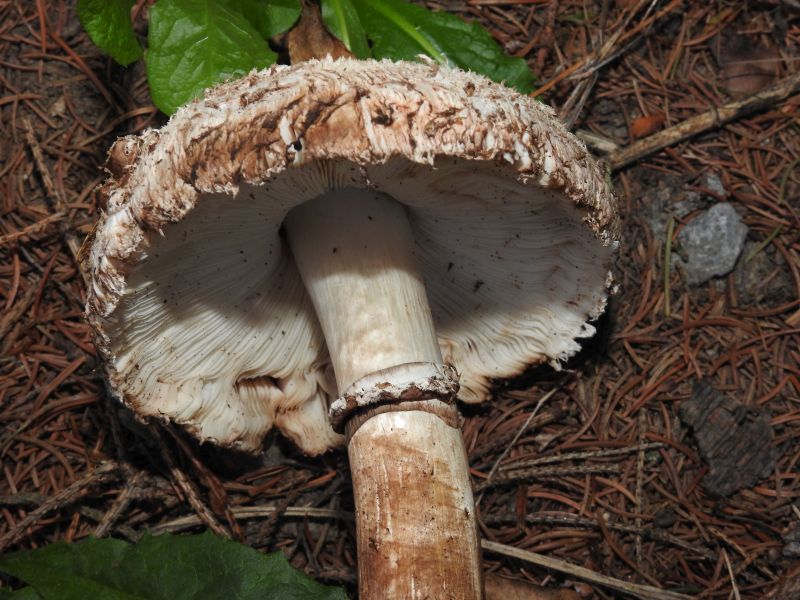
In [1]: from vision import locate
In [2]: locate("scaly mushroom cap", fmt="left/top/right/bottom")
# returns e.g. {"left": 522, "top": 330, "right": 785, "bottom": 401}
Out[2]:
{"left": 84, "top": 58, "right": 618, "bottom": 454}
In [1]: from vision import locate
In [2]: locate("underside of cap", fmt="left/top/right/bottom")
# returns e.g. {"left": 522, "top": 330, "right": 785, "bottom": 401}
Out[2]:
{"left": 85, "top": 58, "right": 619, "bottom": 455}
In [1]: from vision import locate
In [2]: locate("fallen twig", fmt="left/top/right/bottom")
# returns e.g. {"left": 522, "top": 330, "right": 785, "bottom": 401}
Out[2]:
{"left": 485, "top": 512, "right": 716, "bottom": 560}
{"left": 481, "top": 539, "right": 692, "bottom": 600}
{"left": 531, "top": 0, "right": 683, "bottom": 100}
{"left": 94, "top": 470, "right": 146, "bottom": 538}
{"left": 499, "top": 442, "right": 666, "bottom": 471}
{"left": 476, "top": 464, "right": 618, "bottom": 491}
{"left": 153, "top": 429, "right": 230, "bottom": 539}
{"left": 0, "top": 212, "right": 65, "bottom": 245}
{"left": 0, "top": 462, "right": 120, "bottom": 552}
{"left": 22, "top": 117, "right": 82, "bottom": 266}
{"left": 150, "top": 505, "right": 352, "bottom": 534}
{"left": 607, "top": 71, "right": 800, "bottom": 170}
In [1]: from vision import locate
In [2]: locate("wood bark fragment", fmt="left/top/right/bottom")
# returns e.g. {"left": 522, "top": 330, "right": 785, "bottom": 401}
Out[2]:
{"left": 679, "top": 379, "right": 775, "bottom": 497}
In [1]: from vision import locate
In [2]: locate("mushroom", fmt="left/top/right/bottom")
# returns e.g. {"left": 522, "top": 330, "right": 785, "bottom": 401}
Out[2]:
{"left": 84, "top": 59, "right": 617, "bottom": 599}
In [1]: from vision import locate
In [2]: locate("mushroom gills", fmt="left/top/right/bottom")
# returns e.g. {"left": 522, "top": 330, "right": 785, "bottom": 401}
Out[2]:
{"left": 110, "top": 157, "right": 609, "bottom": 455}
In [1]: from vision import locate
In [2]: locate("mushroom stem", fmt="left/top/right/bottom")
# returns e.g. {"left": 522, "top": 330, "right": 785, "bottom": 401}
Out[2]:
{"left": 286, "top": 189, "right": 483, "bottom": 599}
{"left": 347, "top": 399, "right": 482, "bottom": 599}
{"left": 285, "top": 188, "right": 443, "bottom": 390}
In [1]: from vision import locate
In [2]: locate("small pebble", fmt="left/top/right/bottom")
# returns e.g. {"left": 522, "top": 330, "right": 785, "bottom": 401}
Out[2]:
{"left": 676, "top": 202, "right": 748, "bottom": 285}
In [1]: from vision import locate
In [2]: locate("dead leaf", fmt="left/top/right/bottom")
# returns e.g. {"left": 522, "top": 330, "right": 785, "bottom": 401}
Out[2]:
{"left": 286, "top": 2, "right": 353, "bottom": 63}
{"left": 486, "top": 573, "right": 582, "bottom": 600}
{"left": 629, "top": 113, "right": 665, "bottom": 139}
{"left": 716, "top": 33, "right": 781, "bottom": 97}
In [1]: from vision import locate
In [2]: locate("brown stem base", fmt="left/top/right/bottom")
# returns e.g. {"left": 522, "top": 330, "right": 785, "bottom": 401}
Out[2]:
{"left": 346, "top": 400, "right": 484, "bottom": 600}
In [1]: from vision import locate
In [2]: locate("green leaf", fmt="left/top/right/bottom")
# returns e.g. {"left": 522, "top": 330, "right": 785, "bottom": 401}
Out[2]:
{"left": 76, "top": 0, "right": 142, "bottom": 66}
{"left": 0, "top": 531, "right": 346, "bottom": 600}
{"left": 239, "top": 0, "right": 302, "bottom": 39}
{"left": 320, "top": 0, "right": 370, "bottom": 58}
{"left": 146, "top": 0, "right": 278, "bottom": 115}
{"left": 350, "top": 0, "right": 536, "bottom": 93}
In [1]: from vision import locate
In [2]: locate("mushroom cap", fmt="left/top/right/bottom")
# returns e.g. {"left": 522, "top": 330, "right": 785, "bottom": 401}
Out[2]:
{"left": 84, "top": 58, "right": 618, "bottom": 455}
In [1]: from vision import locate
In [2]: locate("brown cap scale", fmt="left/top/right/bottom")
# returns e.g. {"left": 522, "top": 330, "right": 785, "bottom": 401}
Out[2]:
{"left": 84, "top": 58, "right": 617, "bottom": 599}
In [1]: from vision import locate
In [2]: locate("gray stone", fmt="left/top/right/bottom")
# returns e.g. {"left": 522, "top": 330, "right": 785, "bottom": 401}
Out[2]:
{"left": 676, "top": 203, "right": 748, "bottom": 285}
{"left": 784, "top": 522, "right": 800, "bottom": 558}
{"left": 261, "top": 439, "right": 290, "bottom": 467}
{"left": 702, "top": 172, "right": 726, "bottom": 197}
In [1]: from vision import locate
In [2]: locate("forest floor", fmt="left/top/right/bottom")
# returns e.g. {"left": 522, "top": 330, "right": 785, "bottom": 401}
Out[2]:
{"left": 1, "top": 1, "right": 799, "bottom": 598}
